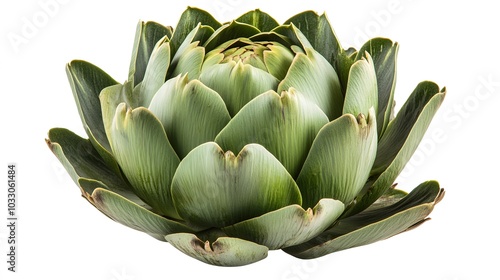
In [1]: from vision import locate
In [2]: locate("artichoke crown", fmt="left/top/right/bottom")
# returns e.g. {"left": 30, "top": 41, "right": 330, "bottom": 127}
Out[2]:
{"left": 47, "top": 7, "right": 445, "bottom": 266}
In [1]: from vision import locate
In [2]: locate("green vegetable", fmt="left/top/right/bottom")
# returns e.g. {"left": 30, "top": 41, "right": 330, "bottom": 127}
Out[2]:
{"left": 47, "top": 7, "right": 445, "bottom": 266}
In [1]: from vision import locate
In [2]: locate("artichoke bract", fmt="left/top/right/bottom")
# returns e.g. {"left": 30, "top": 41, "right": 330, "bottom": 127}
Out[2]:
{"left": 47, "top": 7, "right": 446, "bottom": 266}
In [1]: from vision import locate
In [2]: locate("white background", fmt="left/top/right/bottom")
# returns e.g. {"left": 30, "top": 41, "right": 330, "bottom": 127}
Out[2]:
{"left": 1, "top": 0, "right": 499, "bottom": 279}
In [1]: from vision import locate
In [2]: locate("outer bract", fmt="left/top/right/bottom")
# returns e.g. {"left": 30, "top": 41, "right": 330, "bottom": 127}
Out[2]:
{"left": 47, "top": 7, "right": 446, "bottom": 266}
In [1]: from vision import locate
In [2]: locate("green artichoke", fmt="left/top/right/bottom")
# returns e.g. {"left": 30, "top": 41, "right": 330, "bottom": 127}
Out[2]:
{"left": 47, "top": 7, "right": 446, "bottom": 266}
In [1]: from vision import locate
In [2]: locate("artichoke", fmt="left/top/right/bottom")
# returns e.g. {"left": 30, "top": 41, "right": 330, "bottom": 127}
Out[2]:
{"left": 46, "top": 7, "right": 446, "bottom": 266}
